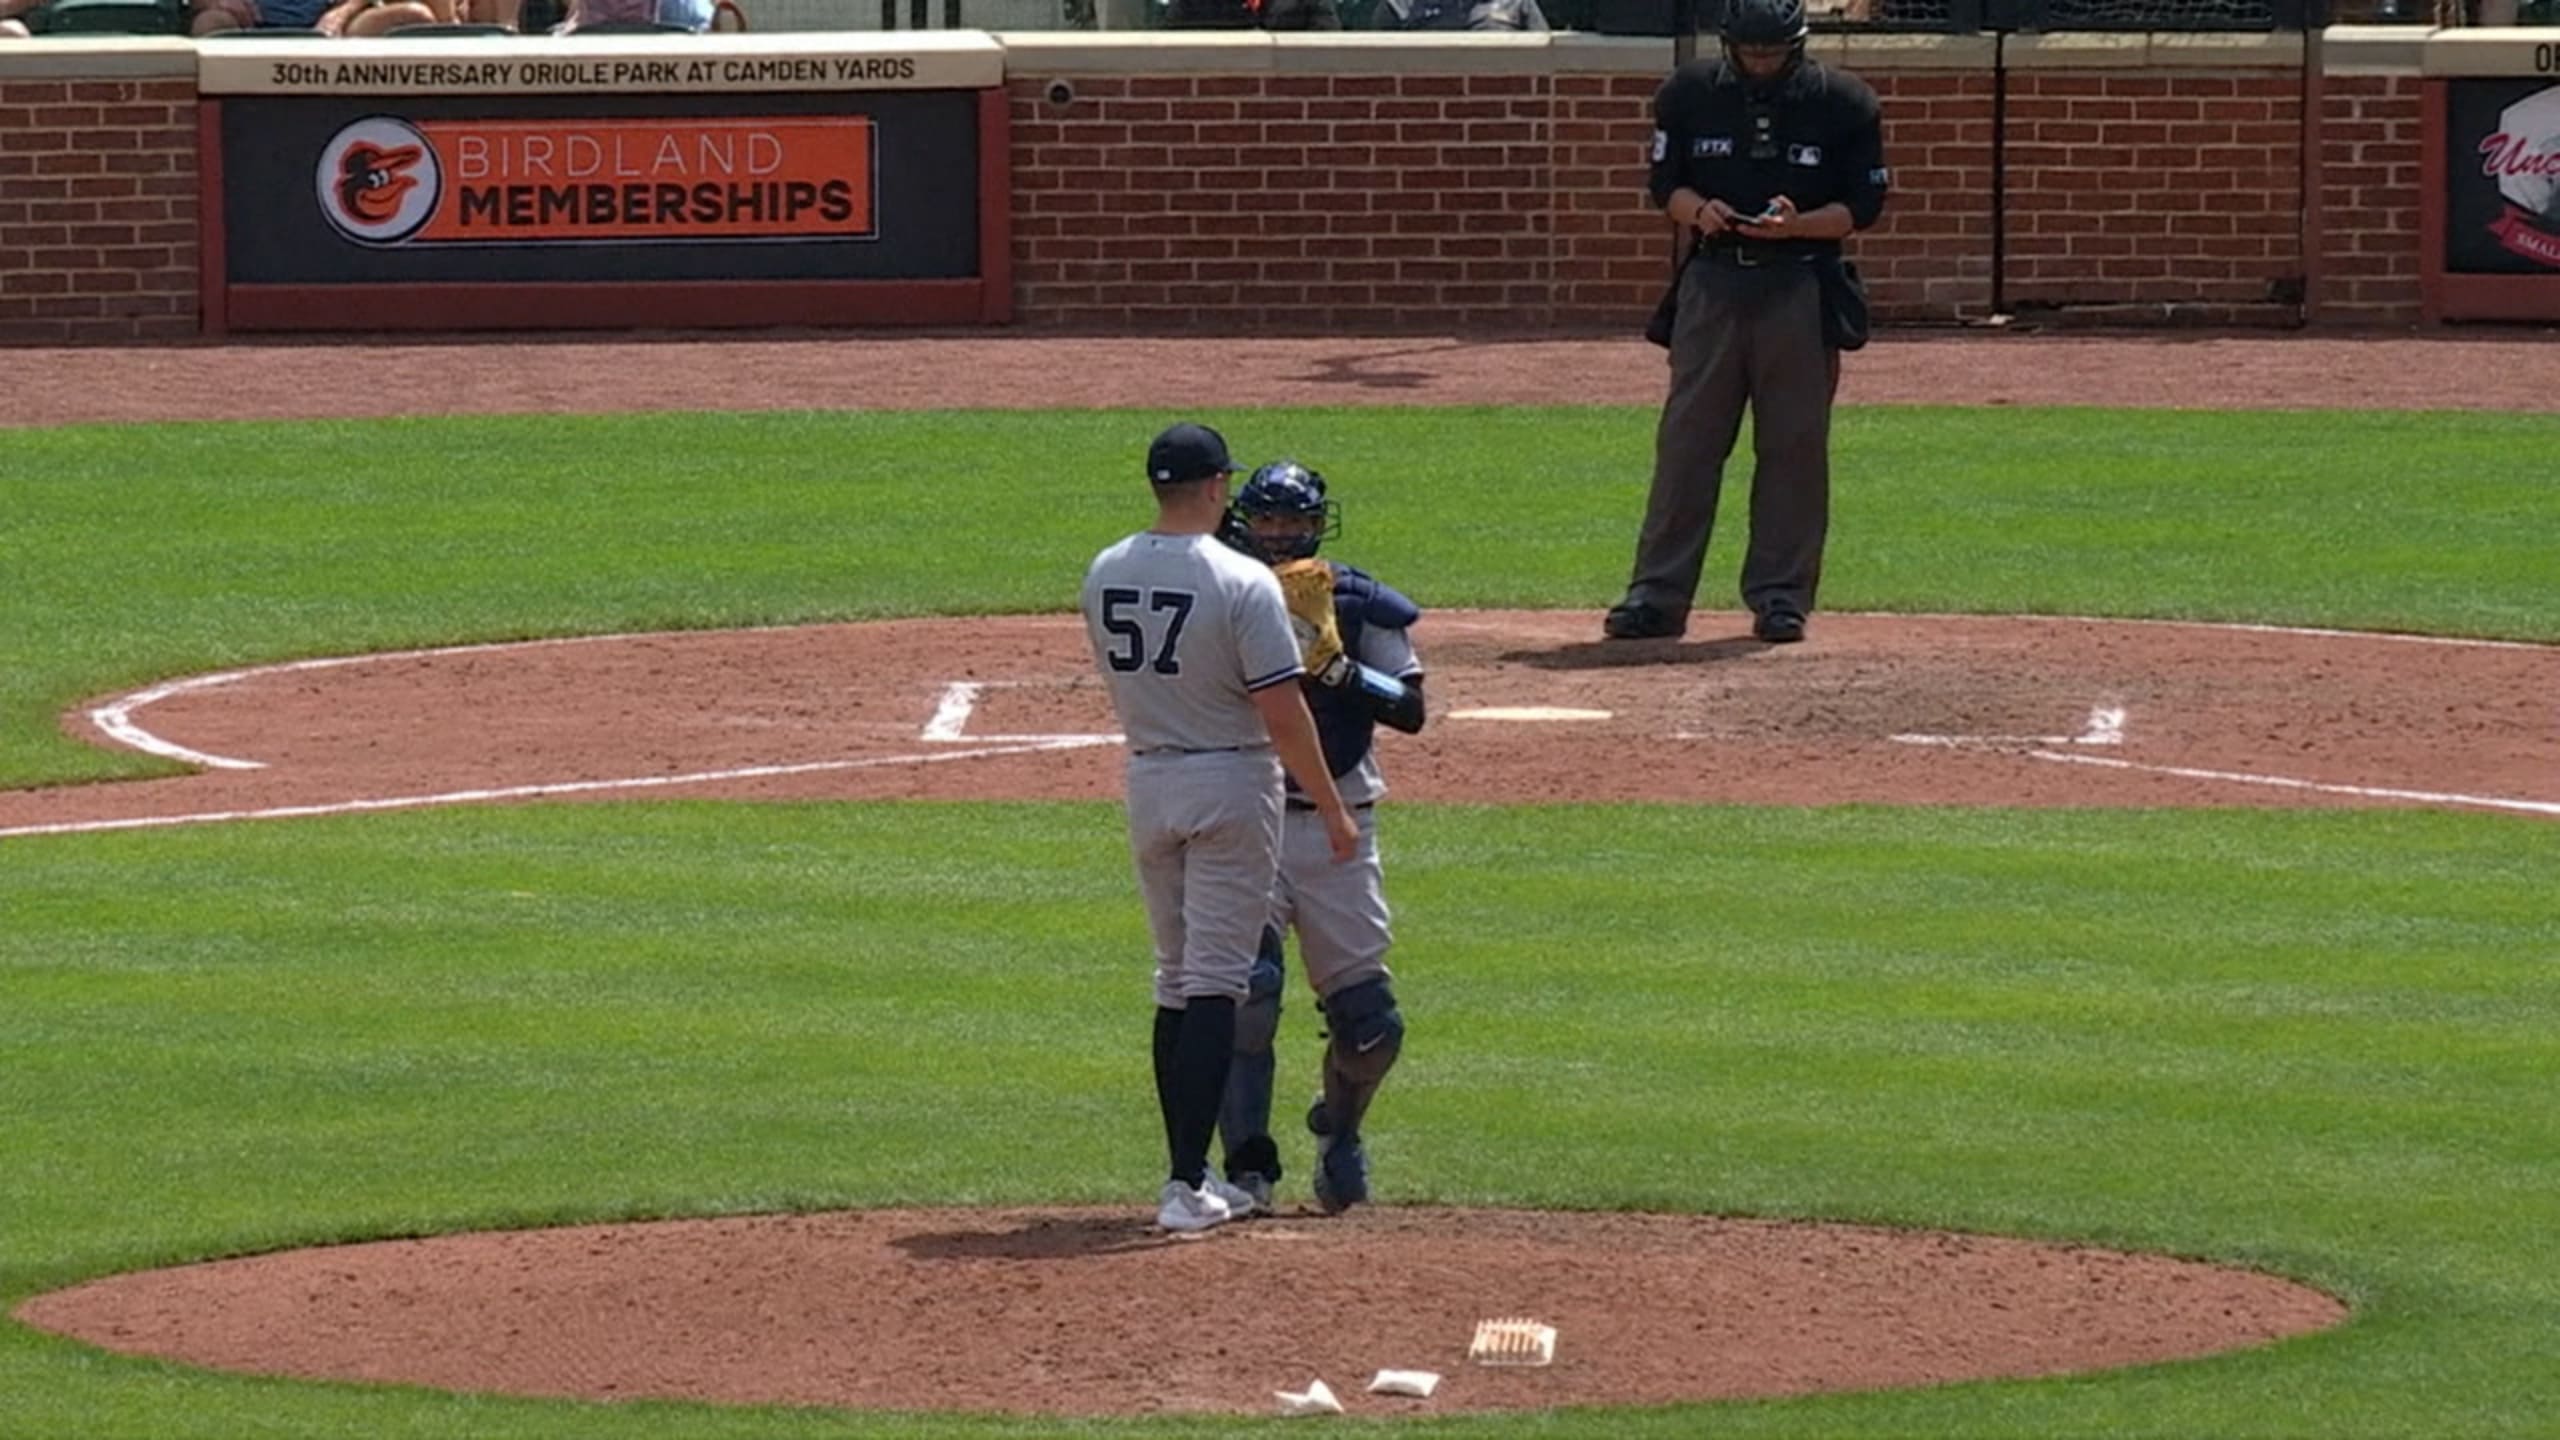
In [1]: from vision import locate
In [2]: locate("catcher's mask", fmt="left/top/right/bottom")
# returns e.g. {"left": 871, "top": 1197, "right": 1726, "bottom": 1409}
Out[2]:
{"left": 1225, "top": 460, "right": 1341, "bottom": 564}
{"left": 1720, "top": 0, "right": 1807, "bottom": 90}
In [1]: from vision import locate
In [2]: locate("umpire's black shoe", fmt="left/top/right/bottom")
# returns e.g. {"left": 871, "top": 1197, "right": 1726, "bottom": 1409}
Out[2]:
{"left": 1603, "top": 602, "right": 1685, "bottom": 640}
{"left": 1752, "top": 608, "right": 1807, "bottom": 644}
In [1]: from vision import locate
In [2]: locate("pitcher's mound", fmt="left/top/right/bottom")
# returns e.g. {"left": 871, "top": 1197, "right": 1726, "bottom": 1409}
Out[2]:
{"left": 18, "top": 1206, "right": 2344, "bottom": 1417}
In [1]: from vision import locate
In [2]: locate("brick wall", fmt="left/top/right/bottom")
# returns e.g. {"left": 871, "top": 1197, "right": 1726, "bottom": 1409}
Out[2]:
{"left": 2002, "top": 72, "right": 2306, "bottom": 325}
{"left": 0, "top": 79, "right": 197, "bottom": 344}
{"left": 1552, "top": 73, "right": 1660, "bottom": 327}
{"left": 1863, "top": 71, "right": 1997, "bottom": 319}
{"left": 1009, "top": 72, "right": 1597, "bottom": 331}
{"left": 1007, "top": 62, "right": 2306, "bottom": 332}
{"left": 2316, "top": 72, "right": 2423, "bottom": 326}
{"left": 0, "top": 43, "right": 2458, "bottom": 341}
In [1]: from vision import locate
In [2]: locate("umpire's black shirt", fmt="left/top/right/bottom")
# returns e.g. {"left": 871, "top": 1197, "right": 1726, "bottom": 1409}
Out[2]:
{"left": 1648, "top": 56, "right": 1889, "bottom": 260}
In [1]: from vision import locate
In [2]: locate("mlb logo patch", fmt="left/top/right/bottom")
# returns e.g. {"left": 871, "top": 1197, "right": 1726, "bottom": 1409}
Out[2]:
{"left": 1869, "top": 166, "right": 1891, "bottom": 185}
{"left": 1692, "top": 136, "right": 1735, "bottom": 157}
{"left": 1650, "top": 129, "right": 1668, "bottom": 162}
{"left": 1787, "top": 143, "right": 1823, "bottom": 166}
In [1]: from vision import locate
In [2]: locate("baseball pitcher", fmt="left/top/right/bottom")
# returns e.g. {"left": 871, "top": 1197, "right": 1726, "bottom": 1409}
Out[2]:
{"left": 1080, "top": 423, "right": 1359, "bottom": 1235}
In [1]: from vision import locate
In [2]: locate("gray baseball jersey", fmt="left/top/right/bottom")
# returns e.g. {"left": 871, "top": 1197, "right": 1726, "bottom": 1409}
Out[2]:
{"left": 1082, "top": 531, "right": 1305, "bottom": 1006}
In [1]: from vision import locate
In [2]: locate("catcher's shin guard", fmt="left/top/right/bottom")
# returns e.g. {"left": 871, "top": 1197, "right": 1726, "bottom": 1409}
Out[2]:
{"left": 1219, "top": 927, "right": 1286, "bottom": 1184}
{"left": 1313, "top": 977, "right": 1403, "bottom": 1144}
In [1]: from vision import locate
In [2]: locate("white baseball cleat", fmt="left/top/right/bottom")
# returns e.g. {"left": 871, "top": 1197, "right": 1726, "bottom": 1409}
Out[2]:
{"left": 1200, "top": 1170, "right": 1263, "bottom": 1219}
{"left": 1156, "top": 1179, "right": 1232, "bottom": 1233}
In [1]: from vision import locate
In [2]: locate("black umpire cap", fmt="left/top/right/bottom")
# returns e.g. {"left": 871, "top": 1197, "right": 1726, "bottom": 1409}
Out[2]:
{"left": 1146, "top": 422, "right": 1235, "bottom": 485}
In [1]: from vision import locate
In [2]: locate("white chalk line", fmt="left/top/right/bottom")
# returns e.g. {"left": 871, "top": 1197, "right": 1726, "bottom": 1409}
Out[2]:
{"left": 86, "top": 633, "right": 653, "bottom": 772}
{"left": 922, "top": 680, "right": 1119, "bottom": 746}
{"left": 1896, "top": 702, "right": 2558, "bottom": 816}
{"left": 0, "top": 737, "right": 1116, "bottom": 841}
{"left": 90, "top": 672, "right": 264, "bottom": 770}
{"left": 1891, "top": 704, "right": 2127, "bottom": 750}
{"left": 2026, "top": 750, "right": 2560, "bottom": 819}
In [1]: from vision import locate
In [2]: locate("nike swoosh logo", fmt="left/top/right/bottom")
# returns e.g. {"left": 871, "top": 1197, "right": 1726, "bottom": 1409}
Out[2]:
{"left": 1356, "top": 1034, "right": 1387, "bottom": 1053}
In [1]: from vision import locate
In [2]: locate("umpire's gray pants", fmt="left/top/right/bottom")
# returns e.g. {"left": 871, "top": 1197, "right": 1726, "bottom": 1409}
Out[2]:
{"left": 1624, "top": 258, "right": 1840, "bottom": 622}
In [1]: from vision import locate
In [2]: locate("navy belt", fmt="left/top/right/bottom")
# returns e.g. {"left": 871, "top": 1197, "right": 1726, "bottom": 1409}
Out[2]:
{"left": 1287, "top": 799, "right": 1375, "bottom": 813}
{"left": 1132, "top": 743, "right": 1269, "bottom": 757}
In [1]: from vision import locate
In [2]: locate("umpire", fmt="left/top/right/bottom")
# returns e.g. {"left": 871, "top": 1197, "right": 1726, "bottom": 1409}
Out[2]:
{"left": 1603, "top": 0, "right": 1888, "bottom": 646}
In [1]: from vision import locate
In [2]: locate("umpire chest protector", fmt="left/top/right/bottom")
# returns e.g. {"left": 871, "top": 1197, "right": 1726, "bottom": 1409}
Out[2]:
{"left": 1649, "top": 58, "right": 1889, "bottom": 263}
{"left": 1306, "top": 562, "right": 1418, "bottom": 778}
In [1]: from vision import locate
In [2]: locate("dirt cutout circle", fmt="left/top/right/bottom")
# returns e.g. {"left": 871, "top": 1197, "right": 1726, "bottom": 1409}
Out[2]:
{"left": 20, "top": 1208, "right": 2345, "bottom": 1417}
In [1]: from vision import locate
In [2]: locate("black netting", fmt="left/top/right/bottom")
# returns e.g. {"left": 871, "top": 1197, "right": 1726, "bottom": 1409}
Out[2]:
{"left": 2026, "top": 0, "right": 2278, "bottom": 27}
{"left": 1828, "top": 0, "right": 1963, "bottom": 28}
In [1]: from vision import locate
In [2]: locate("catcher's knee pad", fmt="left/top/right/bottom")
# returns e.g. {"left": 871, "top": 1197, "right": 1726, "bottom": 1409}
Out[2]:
{"left": 1320, "top": 977, "right": 1403, "bottom": 1087}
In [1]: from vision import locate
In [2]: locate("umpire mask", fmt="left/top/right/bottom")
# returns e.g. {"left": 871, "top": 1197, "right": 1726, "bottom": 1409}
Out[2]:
{"left": 1720, "top": 0, "right": 1807, "bottom": 91}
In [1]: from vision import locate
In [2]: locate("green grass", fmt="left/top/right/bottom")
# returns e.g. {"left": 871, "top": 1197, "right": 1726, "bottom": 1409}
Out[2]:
{"left": 3, "top": 401, "right": 2557, "bottom": 1438}
{"left": 4, "top": 406, "right": 2556, "bottom": 787}
{"left": 4, "top": 802, "right": 2557, "bottom": 1438}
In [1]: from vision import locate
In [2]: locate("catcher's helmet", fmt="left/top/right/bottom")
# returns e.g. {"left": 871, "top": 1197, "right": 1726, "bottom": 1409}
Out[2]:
{"left": 1224, "top": 460, "right": 1341, "bottom": 563}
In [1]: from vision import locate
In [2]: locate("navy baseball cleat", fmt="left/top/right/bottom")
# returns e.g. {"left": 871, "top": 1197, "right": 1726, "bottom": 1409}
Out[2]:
{"left": 1306, "top": 1098, "right": 1370, "bottom": 1214}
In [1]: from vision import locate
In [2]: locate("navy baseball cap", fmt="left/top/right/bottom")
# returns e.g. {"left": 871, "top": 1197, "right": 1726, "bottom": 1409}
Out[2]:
{"left": 1146, "top": 422, "right": 1234, "bottom": 485}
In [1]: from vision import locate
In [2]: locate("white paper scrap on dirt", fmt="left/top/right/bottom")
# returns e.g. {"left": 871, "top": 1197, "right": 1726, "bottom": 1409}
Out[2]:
{"left": 1274, "top": 1377, "right": 1345, "bottom": 1416}
{"left": 1369, "top": 1368, "right": 1442, "bottom": 1397}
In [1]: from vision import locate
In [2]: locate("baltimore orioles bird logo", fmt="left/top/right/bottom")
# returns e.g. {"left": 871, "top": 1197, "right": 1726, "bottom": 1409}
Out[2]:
{"left": 335, "top": 141, "right": 424, "bottom": 226}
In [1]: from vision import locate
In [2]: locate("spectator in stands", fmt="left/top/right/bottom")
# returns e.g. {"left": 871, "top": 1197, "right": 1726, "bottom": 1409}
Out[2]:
{"left": 189, "top": 0, "right": 436, "bottom": 34}
{"left": 1369, "top": 0, "right": 1546, "bottom": 28}
{"left": 554, "top": 0, "right": 710, "bottom": 28}
{"left": 1165, "top": 0, "right": 1340, "bottom": 26}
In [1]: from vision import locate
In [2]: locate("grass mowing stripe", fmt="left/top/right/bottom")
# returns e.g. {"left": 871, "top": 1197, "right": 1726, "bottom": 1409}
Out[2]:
{"left": 5, "top": 801, "right": 2558, "bottom": 1438}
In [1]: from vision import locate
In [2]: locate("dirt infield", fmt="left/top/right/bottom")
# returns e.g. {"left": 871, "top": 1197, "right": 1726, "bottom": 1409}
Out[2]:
{"left": 8, "top": 329, "right": 2560, "bottom": 426}
{"left": 8, "top": 330, "right": 2547, "bottom": 1417}
{"left": 5, "top": 610, "right": 2556, "bottom": 840}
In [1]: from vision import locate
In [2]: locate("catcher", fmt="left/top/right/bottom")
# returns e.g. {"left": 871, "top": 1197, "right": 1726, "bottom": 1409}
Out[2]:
{"left": 1213, "top": 459, "right": 1425, "bottom": 1215}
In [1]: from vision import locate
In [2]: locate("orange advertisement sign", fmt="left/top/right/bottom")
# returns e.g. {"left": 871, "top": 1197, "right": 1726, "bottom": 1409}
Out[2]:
{"left": 316, "top": 115, "right": 875, "bottom": 246}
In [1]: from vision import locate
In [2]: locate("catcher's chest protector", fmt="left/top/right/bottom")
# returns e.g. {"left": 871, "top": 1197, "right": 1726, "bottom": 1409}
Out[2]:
{"left": 1306, "top": 563, "right": 1419, "bottom": 778}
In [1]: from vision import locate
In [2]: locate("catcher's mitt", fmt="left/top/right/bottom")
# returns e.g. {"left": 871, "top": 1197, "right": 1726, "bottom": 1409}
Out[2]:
{"left": 1274, "top": 558, "right": 1352, "bottom": 687}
